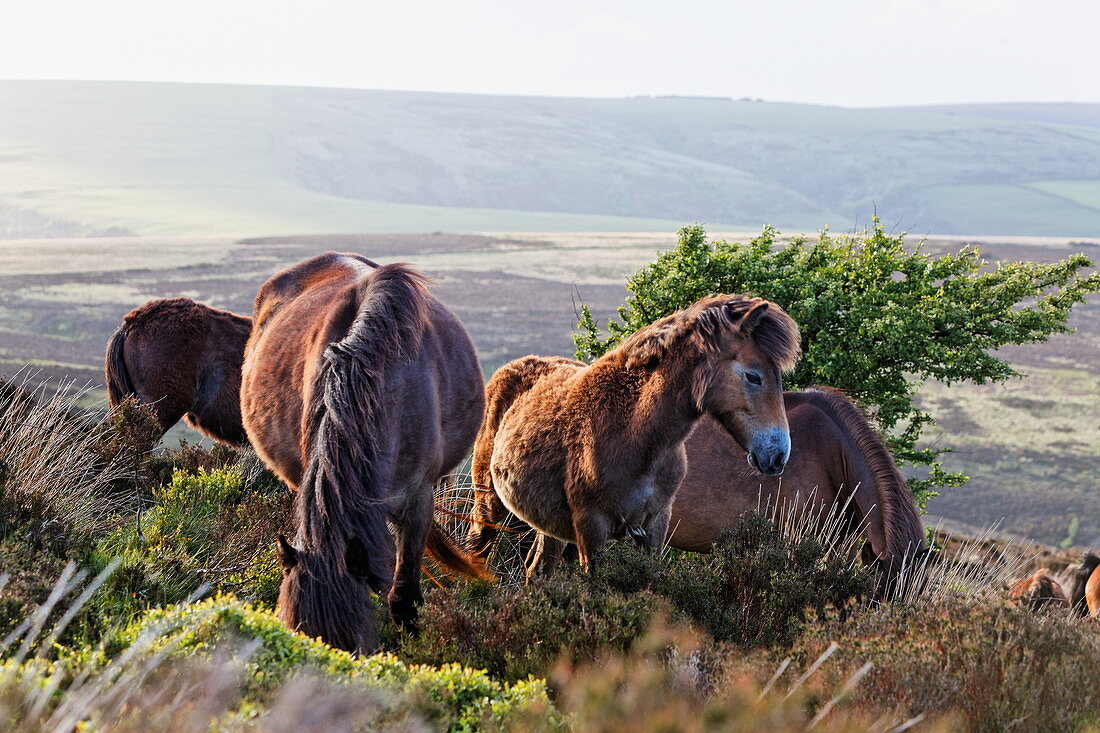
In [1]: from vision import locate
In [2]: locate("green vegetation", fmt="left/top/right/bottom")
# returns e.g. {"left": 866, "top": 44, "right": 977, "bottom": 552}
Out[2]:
{"left": 0, "top": 384, "right": 1098, "bottom": 730}
{"left": 575, "top": 222, "right": 1100, "bottom": 505}
{"left": 398, "top": 515, "right": 870, "bottom": 684}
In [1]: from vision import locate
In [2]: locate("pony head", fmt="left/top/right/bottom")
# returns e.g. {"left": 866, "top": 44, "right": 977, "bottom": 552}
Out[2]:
{"left": 625, "top": 295, "right": 800, "bottom": 475}
{"left": 276, "top": 534, "right": 383, "bottom": 655}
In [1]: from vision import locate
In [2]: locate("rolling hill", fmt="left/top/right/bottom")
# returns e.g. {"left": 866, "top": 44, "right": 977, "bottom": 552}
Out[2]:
{"left": 2, "top": 81, "right": 1100, "bottom": 238}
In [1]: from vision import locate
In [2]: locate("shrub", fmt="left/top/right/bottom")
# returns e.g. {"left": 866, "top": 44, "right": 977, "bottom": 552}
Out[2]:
{"left": 548, "top": 624, "right": 953, "bottom": 733}
{"left": 574, "top": 221, "right": 1100, "bottom": 505}
{"left": 0, "top": 586, "right": 559, "bottom": 732}
{"left": 397, "top": 569, "right": 661, "bottom": 683}
{"left": 108, "top": 595, "right": 561, "bottom": 731}
{"left": 796, "top": 597, "right": 1100, "bottom": 731}
{"left": 86, "top": 465, "right": 293, "bottom": 641}
{"left": 652, "top": 513, "right": 872, "bottom": 646}
{"left": 401, "top": 513, "right": 871, "bottom": 681}
{"left": 0, "top": 377, "right": 129, "bottom": 544}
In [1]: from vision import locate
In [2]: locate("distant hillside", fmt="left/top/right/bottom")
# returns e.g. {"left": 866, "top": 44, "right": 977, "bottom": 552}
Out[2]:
{"left": 2, "top": 81, "right": 1100, "bottom": 237}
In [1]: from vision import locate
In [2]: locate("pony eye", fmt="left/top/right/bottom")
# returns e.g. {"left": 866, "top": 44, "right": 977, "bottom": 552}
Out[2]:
{"left": 745, "top": 371, "right": 764, "bottom": 386}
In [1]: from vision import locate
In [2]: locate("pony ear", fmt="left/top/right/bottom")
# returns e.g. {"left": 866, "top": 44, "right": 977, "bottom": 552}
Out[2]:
{"left": 277, "top": 534, "right": 298, "bottom": 570}
{"left": 345, "top": 536, "right": 372, "bottom": 579}
{"left": 734, "top": 300, "right": 770, "bottom": 335}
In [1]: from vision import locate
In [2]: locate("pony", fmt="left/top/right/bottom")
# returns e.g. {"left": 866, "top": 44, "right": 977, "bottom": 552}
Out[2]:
{"left": 468, "top": 295, "right": 800, "bottom": 580}
{"left": 1070, "top": 552, "right": 1100, "bottom": 618}
{"left": 105, "top": 297, "right": 251, "bottom": 446}
{"left": 240, "top": 252, "right": 489, "bottom": 654}
{"left": 667, "top": 387, "right": 928, "bottom": 596}
{"left": 1009, "top": 569, "right": 1070, "bottom": 612}
{"left": 469, "top": 387, "right": 927, "bottom": 597}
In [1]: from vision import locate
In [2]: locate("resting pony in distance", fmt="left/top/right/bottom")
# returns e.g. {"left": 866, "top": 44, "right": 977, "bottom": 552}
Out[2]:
{"left": 1009, "top": 569, "right": 1070, "bottom": 612}
{"left": 469, "top": 295, "right": 799, "bottom": 581}
{"left": 241, "top": 252, "right": 490, "bottom": 654}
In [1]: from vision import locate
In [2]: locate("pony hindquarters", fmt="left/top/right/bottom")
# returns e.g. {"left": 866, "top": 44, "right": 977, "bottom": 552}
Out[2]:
{"left": 1010, "top": 569, "right": 1070, "bottom": 613}
{"left": 105, "top": 297, "right": 252, "bottom": 446}
{"left": 466, "top": 356, "right": 583, "bottom": 560}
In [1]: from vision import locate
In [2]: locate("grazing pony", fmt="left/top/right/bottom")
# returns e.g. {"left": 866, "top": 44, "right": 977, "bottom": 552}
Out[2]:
{"left": 241, "top": 252, "right": 489, "bottom": 654}
{"left": 469, "top": 295, "right": 799, "bottom": 580}
{"left": 105, "top": 298, "right": 251, "bottom": 446}
{"left": 1009, "top": 569, "right": 1070, "bottom": 612}
{"left": 1070, "top": 552, "right": 1100, "bottom": 618}
{"left": 668, "top": 388, "right": 928, "bottom": 597}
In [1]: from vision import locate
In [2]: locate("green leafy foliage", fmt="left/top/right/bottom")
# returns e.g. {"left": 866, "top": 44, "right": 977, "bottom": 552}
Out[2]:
{"left": 87, "top": 465, "right": 293, "bottom": 639}
{"left": 106, "top": 595, "right": 561, "bottom": 731}
{"left": 575, "top": 221, "right": 1100, "bottom": 504}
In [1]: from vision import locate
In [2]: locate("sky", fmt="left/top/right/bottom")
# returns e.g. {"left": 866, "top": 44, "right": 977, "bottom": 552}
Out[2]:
{"left": 2, "top": 0, "right": 1097, "bottom": 107}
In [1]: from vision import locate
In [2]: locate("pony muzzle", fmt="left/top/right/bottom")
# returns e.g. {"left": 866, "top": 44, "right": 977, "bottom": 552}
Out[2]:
{"left": 746, "top": 427, "right": 790, "bottom": 476}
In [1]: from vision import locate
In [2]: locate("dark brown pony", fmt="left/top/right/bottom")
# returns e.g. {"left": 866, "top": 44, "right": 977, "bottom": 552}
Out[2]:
{"left": 668, "top": 388, "right": 928, "bottom": 595}
{"left": 105, "top": 297, "right": 251, "bottom": 446}
{"left": 1070, "top": 552, "right": 1100, "bottom": 618}
{"left": 241, "top": 252, "right": 489, "bottom": 654}
{"left": 1009, "top": 569, "right": 1070, "bottom": 612}
{"left": 469, "top": 295, "right": 799, "bottom": 580}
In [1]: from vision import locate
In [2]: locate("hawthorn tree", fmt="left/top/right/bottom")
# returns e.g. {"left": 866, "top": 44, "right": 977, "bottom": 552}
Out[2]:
{"left": 574, "top": 221, "right": 1100, "bottom": 506}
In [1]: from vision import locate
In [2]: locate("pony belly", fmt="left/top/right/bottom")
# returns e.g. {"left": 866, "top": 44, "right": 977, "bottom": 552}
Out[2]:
{"left": 492, "top": 469, "right": 576, "bottom": 543}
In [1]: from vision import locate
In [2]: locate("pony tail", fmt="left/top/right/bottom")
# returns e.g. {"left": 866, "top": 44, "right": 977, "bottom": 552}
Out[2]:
{"left": 104, "top": 326, "right": 136, "bottom": 406}
{"left": 1071, "top": 553, "right": 1100, "bottom": 617}
{"left": 296, "top": 263, "right": 432, "bottom": 592}
{"left": 426, "top": 522, "right": 495, "bottom": 581}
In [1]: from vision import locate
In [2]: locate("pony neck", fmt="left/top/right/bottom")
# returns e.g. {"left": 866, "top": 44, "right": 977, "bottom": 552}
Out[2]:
{"left": 592, "top": 351, "right": 707, "bottom": 455}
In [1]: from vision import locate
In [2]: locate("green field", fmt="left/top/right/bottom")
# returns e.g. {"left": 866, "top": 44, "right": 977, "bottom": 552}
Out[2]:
{"left": 4, "top": 82, "right": 1100, "bottom": 238}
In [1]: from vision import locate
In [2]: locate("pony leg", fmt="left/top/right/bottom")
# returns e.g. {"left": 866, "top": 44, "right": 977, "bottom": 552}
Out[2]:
{"left": 467, "top": 484, "right": 510, "bottom": 559}
{"left": 642, "top": 505, "right": 673, "bottom": 551}
{"left": 572, "top": 512, "right": 612, "bottom": 570}
{"left": 388, "top": 484, "right": 433, "bottom": 634}
{"left": 524, "top": 532, "right": 565, "bottom": 584}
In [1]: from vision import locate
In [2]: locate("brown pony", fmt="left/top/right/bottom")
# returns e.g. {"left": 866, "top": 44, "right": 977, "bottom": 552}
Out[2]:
{"left": 1070, "top": 552, "right": 1100, "bottom": 618}
{"left": 105, "top": 297, "right": 251, "bottom": 446}
{"left": 667, "top": 388, "right": 928, "bottom": 595}
{"left": 469, "top": 295, "right": 799, "bottom": 580}
{"left": 241, "top": 252, "right": 489, "bottom": 654}
{"left": 1009, "top": 569, "right": 1070, "bottom": 612}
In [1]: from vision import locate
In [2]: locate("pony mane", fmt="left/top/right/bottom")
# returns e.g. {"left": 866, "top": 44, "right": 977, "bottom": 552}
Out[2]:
{"left": 802, "top": 386, "right": 925, "bottom": 562}
{"left": 1071, "top": 552, "right": 1100, "bottom": 616}
{"left": 616, "top": 295, "right": 800, "bottom": 372}
{"left": 296, "top": 262, "right": 432, "bottom": 590}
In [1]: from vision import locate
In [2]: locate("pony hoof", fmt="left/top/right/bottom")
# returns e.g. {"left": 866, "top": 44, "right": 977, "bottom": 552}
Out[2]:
{"left": 388, "top": 597, "right": 422, "bottom": 634}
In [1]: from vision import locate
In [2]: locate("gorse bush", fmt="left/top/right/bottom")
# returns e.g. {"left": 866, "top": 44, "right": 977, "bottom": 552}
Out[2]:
{"left": 89, "top": 464, "right": 293, "bottom": 636}
{"left": 0, "top": 583, "right": 559, "bottom": 732}
{"left": 574, "top": 221, "right": 1100, "bottom": 504}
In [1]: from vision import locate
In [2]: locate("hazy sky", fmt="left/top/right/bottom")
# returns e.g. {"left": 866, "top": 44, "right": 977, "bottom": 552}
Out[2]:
{"left": 3, "top": 0, "right": 1096, "bottom": 107}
